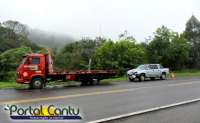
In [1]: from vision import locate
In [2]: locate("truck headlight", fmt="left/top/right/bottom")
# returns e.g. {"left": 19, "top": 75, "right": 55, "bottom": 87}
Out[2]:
{"left": 23, "top": 72, "right": 28, "bottom": 77}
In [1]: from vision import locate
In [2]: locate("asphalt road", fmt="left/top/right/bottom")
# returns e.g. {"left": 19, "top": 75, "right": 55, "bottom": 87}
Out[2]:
{"left": 0, "top": 77, "right": 200, "bottom": 123}
{"left": 106, "top": 101, "right": 200, "bottom": 123}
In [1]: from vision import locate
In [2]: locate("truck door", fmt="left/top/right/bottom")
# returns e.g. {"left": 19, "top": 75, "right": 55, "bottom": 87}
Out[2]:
{"left": 24, "top": 57, "right": 42, "bottom": 77}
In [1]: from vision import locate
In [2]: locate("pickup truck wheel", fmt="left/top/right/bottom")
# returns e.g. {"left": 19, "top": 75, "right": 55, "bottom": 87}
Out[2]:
{"left": 160, "top": 73, "right": 166, "bottom": 80}
{"left": 139, "top": 74, "right": 145, "bottom": 82}
{"left": 31, "top": 78, "right": 44, "bottom": 89}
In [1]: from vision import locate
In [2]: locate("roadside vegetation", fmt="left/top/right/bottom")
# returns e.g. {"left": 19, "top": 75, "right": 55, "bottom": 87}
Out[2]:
{"left": 173, "top": 70, "right": 200, "bottom": 77}
{"left": 0, "top": 15, "right": 200, "bottom": 89}
{"left": 1, "top": 70, "right": 200, "bottom": 89}
{"left": 0, "top": 81, "right": 27, "bottom": 89}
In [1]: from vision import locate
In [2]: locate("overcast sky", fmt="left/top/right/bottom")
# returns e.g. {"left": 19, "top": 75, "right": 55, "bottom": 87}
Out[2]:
{"left": 0, "top": 0, "right": 199, "bottom": 41}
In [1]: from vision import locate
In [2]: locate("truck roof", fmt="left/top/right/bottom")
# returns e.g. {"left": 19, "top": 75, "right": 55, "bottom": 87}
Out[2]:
{"left": 24, "top": 53, "right": 47, "bottom": 57}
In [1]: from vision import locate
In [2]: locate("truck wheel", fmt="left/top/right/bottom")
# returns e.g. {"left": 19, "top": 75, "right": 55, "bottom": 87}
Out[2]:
{"left": 81, "top": 80, "right": 88, "bottom": 86}
{"left": 129, "top": 77, "right": 135, "bottom": 82}
{"left": 139, "top": 74, "right": 145, "bottom": 82}
{"left": 31, "top": 78, "right": 44, "bottom": 89}
{"left": 89, "top": 80, "right": 94, "bottom": 85}
{"left": 160, "top": 73, "right": 166, "bottom": 80}
{"left": 89, "top": 79, "right": 99, "bottom": 85}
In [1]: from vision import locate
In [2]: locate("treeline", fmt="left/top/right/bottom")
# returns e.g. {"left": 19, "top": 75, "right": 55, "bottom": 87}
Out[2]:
{"left": 0, "top": 15, "right": 200, "bottom": 81}
{"left": 55, "top": 15, "right": 200, "bottom": 75}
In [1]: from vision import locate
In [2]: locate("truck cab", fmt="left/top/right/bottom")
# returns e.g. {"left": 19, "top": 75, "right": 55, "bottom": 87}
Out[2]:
{"left": 16, "top": 54, "right": 47, "bottom": 89}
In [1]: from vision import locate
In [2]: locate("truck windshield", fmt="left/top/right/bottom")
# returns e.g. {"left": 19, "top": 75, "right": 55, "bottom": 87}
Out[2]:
{"left": 136, "top": 65, "right": 146, "bottom": 70}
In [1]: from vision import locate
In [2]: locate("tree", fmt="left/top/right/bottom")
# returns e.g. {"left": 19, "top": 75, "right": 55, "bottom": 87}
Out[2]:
{"left": 146, "top": 26, "right": 172, "bottom": 67}
{"left": 119, "top": 30, "right": 136, "bottom": 41}
{"left": 55, "top": 37, "right": 106, "bottom": 70}
{"left": 2, "top": 20, "right": 29, "bottom": 37}
{"left": 168, "top": 33, "right": 190, "bottom": 70}
{"left": 0, "top": 47, "right": 32, "bottom": 80}
{"left": 185, "top": 15, "right": 200, "bottom": 68}
{"left": 146, "top": 26, "right": 190, "bottom": 70}
{"left": 0, "top": 23, "right": 41, "bottom": 52}
{"left": 94, "top": 39, "right": 147, "bottom": 75}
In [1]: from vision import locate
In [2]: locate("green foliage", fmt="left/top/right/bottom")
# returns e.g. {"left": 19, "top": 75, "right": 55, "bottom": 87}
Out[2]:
{"left": 55, "top": 37, "right": 105, "bottom": 70}
{"left": 146, "top": 26, "right": 190, "bottom": 70}
{"left": 0, "top": 20, "right": 41, "bottom": 81}
{"left": 94, "top": 39, "right": 147, "bottom": 74}
{"left": 0, "top": 16, "right": 200, "bottom": 82}
{"left": 185, "top": 15, "right": 200, "bottom": 68}
{"left": 0, "top": 47, "right": 32, "bottom": 80}
{"left": 0, "top": 23, "right": 40, "bottom": 52}
{"left": 168, "top": 34, "right": 190, "bottom": 70}
{"left": 146, "top": 26, "right": 172, "bottom": 66}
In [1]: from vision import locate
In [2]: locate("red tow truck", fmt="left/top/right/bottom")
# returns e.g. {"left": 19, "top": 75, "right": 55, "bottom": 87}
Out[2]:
{"left": 16, "top": 50, "right": 116, "bottom": 89}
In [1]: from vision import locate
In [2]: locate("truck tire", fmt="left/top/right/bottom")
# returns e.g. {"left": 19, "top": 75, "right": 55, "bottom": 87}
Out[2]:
{"left": 89, "top": 80, "right": 94, "bottom": 85}
{"left": 139, "top": 74, "right": 145, "bottom": 82}
{"left": 31, "top": 78, "right": 44, "bottom": 89}
{"left": 89, "top": 79, "right": 100, "bottom": 85}
{"left": 81, "top": 80, "right": 88, "bottom": 86}
{"left": 160, "top": 73, "right": 166, "bottom": 80}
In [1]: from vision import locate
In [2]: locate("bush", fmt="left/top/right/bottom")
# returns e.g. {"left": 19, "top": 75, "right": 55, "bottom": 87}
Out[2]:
{"left": 0, "top": 46, "right": 32, "bottom": 81}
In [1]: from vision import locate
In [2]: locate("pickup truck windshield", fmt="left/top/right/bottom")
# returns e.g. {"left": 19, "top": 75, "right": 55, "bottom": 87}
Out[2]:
{"left": 137, "top": 65, "right": 146, "bottom": 70}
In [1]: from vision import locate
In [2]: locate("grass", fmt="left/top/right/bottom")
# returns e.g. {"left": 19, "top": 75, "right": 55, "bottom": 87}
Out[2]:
{"left": 0, "top": 81, "right": 28, "bottom": 89}
{"left": 101, "top": 76, "right": 127, "bottom": 83}
{"left": 0, "top": 69, "right": 200, "bottom": 89}
{"left": 173, "top": 69, "right": 200, "bottom": 77}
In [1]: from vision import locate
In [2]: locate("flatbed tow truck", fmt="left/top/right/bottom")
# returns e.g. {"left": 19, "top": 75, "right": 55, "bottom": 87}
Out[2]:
{"left": 16, "top": 49, "right": 116, "bottom": 89}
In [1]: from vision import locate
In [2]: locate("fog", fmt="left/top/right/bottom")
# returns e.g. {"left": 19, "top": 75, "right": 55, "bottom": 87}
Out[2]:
{"left": 0, "top": 0, "right": 199, "bottom": 41}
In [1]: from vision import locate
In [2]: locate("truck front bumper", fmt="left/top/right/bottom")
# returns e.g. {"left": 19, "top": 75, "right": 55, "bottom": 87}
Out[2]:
{"left": 16, "top": 78, "right": 30, "bottom": 84}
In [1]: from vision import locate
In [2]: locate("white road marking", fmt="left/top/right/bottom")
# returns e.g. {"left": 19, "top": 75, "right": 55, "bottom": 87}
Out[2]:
{"left": 87, "top": 98, "right": 200, "bottom": 123}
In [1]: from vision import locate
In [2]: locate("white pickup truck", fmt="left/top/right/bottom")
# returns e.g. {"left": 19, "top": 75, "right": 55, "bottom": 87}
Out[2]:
{"left": 127, "top": 64, "right": 169, "bottom": 82}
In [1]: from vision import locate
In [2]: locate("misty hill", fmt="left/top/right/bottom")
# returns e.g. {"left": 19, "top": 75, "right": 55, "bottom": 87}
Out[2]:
{"left": 28, "top": 29, "right": 74, "bottom": 49}
{"left": 0, "top": 23, "right": 41, "bottom": 53}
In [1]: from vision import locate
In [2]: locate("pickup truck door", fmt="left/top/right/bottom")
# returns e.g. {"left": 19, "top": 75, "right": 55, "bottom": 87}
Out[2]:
{"left": 153, "top": 65, "right": 162, "bottom": 77}
{"left": 147, "top": 65, "right": 155, "bottom": 77}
